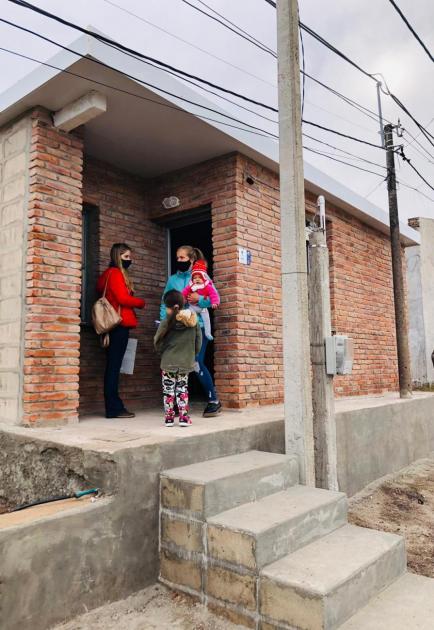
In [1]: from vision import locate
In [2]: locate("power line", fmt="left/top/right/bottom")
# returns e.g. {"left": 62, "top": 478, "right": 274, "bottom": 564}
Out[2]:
{"left": 180, "top": 0, "right": 276, "bottom": 57}
{"left": 299, "top": 21, "right": 376, "bottom": 82}
{"left": 5, "top": 46, "right": 430, "bottom": 204}
{"left": 398, "top": 147, "right": 434, "bottom": 192}
{"left": 365, "top": 177, "right": 387, "bottom": 198}
{"left": 386, "top": 91, "right": 434, "bottom": 149}
{"left": 0, "top": 46, "right": 276, "bottom": 140}
{"left": 0, "top": 18, "right": 280, "bottom": 139}
{"left": 397, "top": 180, "right": 434, "bottom": 203}
{"left": 303, "top": 145, "right": 386, "bottom": 177}
{"left": 405, "top": 116, "right": 434, "bottom": 147}
{"left": 302, "top": 120, "right": 385, "bottom": 150}
{"left": 402, "top": 128, "right": 434, "bottom": 163}
{"left": 302, "top": 133, "right": 386, "bottom": 169}
{"left": 304, "top": 98, "right": 381, "bottom": 136}
{"left": 388, "top": 0, "right": 433, "bottom": 62}
{"left": 8, "top": 0, "right": 434, "bottom": 188}
{"left": 159, "top": 0, "right": 400, "bottom": 135}
{"left": 302, "top": 70, "right": 391, "bottom": 126}
{"left": 99, "top": 0, "right": 277, "bottom": 88}
{"left": 0, "top": 16, "right": 394, "bottom": 156}
{"left": 99, "top": 0, "right": 433, "bottom": 159}
{"left": 194, "top": 0, "right": 276, "bottom": 55}
{"left": 298, "top": 3, "right": 306, "bottom": 117}
{"left": 263, "top": 0, "right": 434, "bottom": 152}
{"left": 7, "top": 0, "right": 279, "bottom": 113}
{"left": 306, "top": 145, "right": 434, "bottom": 202}
{"left": 97, "top": 38, "right": 279, "bottom": 124}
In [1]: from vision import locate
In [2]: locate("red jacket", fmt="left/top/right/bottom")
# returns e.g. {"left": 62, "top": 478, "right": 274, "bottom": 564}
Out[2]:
{"left": 96, "top": 267, "right": 145, "bottom": 328}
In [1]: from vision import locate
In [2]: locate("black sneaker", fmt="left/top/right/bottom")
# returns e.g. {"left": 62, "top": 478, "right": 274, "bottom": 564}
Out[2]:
{"left": 116, "top": 409, "right": 136, "bottom": 418}
{"left": 106, "top": 410, "right": 135, "bottom": 419}
{"left": 202, "top": 401, "right": 222, "bottom": 418}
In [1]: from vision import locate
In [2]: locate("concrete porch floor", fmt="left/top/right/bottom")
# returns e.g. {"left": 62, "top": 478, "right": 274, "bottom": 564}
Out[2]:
{"left": 1, "top": 391, "right": 432, "bottom": 454}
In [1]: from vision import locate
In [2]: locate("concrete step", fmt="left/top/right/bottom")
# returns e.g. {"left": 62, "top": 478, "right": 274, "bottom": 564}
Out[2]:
{"left": 260, "top": 524, "right": 406, "bottom": 630}
{"left": 160, "top": 450, "right": 298, "bottom": 519}
{"left": 340, "top": 573, "right": 434, "bottom": 630}
{"left": 207, "top": 485, "right": 347, "bottom": 571}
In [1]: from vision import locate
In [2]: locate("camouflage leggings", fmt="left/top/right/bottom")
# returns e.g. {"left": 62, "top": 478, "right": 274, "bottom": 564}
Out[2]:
{"left": 161, "top": 371, "right": 190, "bottom": 421}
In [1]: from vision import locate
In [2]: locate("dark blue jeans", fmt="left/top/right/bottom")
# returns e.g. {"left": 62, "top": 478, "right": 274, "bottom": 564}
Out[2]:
{"left": 104, "top": 326, "right": 129, "bottom": 417}
{"left": 195, "top": 332, "right": 218, "bottom": 402}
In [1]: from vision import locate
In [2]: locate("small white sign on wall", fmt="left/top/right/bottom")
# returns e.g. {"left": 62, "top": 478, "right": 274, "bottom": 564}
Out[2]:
{"left": 238, "top": 247, "right": 252, "bottom": 265}
{"left": 120, "top": 338, "right": 138, "bottom": 375}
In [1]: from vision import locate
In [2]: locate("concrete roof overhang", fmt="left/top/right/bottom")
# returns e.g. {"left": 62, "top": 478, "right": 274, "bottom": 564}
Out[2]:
{"left": 0, "top": 33, "right": 419, "bottom": 246}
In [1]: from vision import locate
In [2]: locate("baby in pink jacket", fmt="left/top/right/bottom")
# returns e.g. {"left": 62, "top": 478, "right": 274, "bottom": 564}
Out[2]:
{"left": 182, "top": 260, "right": 220, "bottom": 340}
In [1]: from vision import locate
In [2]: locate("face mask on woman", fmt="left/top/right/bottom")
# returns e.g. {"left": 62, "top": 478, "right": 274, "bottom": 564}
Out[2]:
{"left": 122, "top": 259, "right": 132, "bottom": 269}
{"left": 176, "top": 260, "right": 191, "bottom": 272}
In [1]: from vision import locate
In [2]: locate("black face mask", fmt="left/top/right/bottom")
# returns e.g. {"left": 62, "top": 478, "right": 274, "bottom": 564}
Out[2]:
{"left": 176, "top": 260, "right": 191, "bottom": 272}
{"left": 122, "top": 259, "right": 132, "bottom": 269}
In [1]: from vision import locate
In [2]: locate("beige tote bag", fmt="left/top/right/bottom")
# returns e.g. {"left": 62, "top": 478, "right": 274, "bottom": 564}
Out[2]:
{"left": 92, "top": 271, "right": 122, "bottom": 345}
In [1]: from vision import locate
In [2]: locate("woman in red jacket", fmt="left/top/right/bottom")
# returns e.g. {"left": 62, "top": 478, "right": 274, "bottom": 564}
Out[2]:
{"left": 96, "top": 243, "right": 145, "bottom": 419}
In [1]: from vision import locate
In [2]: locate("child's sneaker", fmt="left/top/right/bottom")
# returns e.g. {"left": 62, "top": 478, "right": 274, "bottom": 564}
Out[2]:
{"left": 178, "top": 416, "right": 192, "bottom": 427}
{"left": 165, "top": 417, "right": 175, "bottom": 427}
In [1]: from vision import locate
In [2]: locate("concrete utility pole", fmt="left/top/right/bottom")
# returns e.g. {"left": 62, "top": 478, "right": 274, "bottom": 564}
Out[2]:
{"left": 276, "top": 0, "right": 315, "bottom": 485}
{"left": 384, "top": 123, "right": 412, "bottom": 398}
{"left": 308, "top": 197, "right": 338, "bottom": 491}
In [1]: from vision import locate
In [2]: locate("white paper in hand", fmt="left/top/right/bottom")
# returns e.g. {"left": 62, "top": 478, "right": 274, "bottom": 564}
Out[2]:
{"left": 120, "top": 338, "right": 138, "bottom": 375}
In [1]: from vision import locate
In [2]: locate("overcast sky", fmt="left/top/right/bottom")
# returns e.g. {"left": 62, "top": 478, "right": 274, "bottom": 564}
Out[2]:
{"left": 1, "top": 0, "right": 433, "bottom": 223}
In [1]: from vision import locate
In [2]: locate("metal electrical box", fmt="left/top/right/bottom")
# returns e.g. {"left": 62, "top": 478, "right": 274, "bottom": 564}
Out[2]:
{"left": 325, "top": 335, "right": 354, "bottom": 375}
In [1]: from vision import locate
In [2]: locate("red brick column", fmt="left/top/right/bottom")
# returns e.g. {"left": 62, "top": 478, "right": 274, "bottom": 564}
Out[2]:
{"left": 215, "top": 155, "right": 283, "bottom": 407}
{"left": 23, "top": 110, "right": 83, "bottom": 425}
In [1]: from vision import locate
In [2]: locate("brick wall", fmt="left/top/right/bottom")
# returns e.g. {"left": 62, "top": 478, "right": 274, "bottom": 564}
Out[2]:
{"left": 232, "top": 156, "right": 283, "bottom": 406}
{"left": 147, "top": 153, "right": 283, "bottom": 407}
{"left": 144, "top": 153, "right": 403, "bottom": 405}
{"left": 147, "top": 153, "right": 242, "bottom": 407}
{"left": 324, "top": 201, "right": 399, "bottom": 395}
{"left": 23, "top": 110, "right": 83, "bottom": 425}
{"left": 79, "top": 157, "right": 166, "bottom": 414}
{"left": 0, "top": 115, "right": 31, "bottom": 424}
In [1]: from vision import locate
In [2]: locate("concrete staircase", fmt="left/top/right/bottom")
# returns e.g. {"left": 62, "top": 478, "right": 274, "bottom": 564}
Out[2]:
{"left": 159, "top": 451, "right": 433, "bottom": 629}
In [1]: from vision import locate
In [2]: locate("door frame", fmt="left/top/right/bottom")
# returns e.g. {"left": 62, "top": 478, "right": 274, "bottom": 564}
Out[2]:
{"left": 155, "top": 205, "right": 212, "bottom": 275}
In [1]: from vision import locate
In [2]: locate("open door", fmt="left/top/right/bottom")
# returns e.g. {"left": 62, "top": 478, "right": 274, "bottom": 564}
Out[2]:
{"left": 165, "top": 207, "right": 214, "bottom": 400}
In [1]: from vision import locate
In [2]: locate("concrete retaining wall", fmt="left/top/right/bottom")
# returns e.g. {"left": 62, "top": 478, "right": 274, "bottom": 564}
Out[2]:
{"left": 2, "top": 395, "right": 434, "bottom": 629}
{"left": 336, "top": 395, "right": 434, "bottom": 496}
{"left": 0, "top": 418, "right": 284, "bottom": 630}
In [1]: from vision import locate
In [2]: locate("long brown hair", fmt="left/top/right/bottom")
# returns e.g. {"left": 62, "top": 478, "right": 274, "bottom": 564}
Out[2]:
{"left": 177, "top": 245, "right": 206, "bottom": 264}
{"left": 160, "top": 290, "right": 185, "bottom": 340}
{"left": 110, "top": 243, "right": 134, "bottom": 291}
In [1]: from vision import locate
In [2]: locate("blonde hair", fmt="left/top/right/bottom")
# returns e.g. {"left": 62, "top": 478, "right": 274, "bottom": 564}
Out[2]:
{"left": 177, "top": 246, "right": 205, "bottom": 263}
{"left": 110, "top": 243, "right": 134, "bottom": 291}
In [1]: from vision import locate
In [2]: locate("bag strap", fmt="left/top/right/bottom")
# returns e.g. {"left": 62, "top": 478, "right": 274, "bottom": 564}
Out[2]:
{"left": 102, "top": 270, "right": 122, "bottom": 318}
{"left": 102, "top": 270, "right": 114, "bottom": 298}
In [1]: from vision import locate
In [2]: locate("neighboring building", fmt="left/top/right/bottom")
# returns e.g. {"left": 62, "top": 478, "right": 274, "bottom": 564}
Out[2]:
{"left": 407, "top": 217, "right": 434, "bottom": 386}
{"left": 0, "top": 34, "right": 419, "bottom": 426}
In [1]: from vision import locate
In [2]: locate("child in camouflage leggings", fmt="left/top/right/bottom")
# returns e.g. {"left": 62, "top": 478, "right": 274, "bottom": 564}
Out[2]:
{"left": 154, "top": 290, "right": 202, "bottom": 426}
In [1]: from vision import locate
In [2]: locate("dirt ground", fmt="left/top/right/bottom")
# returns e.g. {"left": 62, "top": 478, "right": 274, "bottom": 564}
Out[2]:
{"left": 349, "top": 456, "right": 434, "bottom": 578}
{"left": 53, "top": 584, "right": 244, "bottom": 630}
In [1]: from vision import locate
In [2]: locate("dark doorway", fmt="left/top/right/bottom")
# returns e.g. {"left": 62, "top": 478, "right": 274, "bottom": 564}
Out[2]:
{"left": 166, "top": 208, "right": 214, "bottom": 400}
{"left": 168, "top": 219, "right": 213, "bottom": 277}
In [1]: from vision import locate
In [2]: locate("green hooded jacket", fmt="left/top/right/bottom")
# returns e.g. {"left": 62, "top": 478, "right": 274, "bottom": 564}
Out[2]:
{"left": 154, "top": 309, "right": 202, "bottom": 373}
